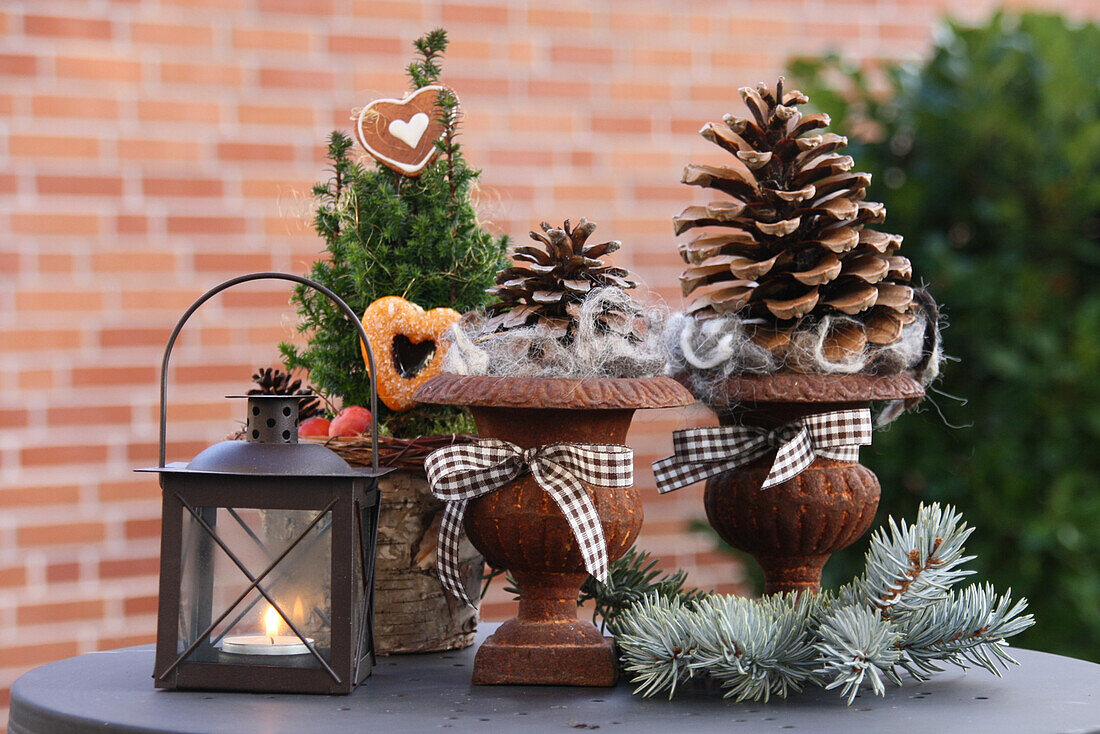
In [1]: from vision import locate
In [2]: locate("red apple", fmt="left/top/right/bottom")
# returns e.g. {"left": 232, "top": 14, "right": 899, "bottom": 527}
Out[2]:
{"left": 298, "top": 416, "right": 331, "bottom": 438}
{"left": 328, "top": 405, "right": 373, "bottom": 437}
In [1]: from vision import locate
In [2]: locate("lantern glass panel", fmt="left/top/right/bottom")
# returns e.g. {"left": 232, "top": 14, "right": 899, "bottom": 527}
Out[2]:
{"left": 176, "top": 506, "right": 333, "bottom": 668}
{"left": 352, "top": 501, "right": 371, "bottom": 671}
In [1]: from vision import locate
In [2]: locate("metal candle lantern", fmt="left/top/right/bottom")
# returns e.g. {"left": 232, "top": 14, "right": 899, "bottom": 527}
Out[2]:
{"left": 140, "top": 273, "right": 388, "bottom": 695}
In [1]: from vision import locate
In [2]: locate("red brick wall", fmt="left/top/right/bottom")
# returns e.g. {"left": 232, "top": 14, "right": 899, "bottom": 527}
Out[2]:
{"left": 1, "top": 0, "right": 1094, "bottom": 723}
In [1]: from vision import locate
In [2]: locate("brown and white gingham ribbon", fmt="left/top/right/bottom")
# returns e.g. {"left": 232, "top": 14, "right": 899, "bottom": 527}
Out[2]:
{"left": 425, "top": 439, "right": 634, "bottom": 607}
{"left": 652, "top": 408, "right": 873, "bottom": 494}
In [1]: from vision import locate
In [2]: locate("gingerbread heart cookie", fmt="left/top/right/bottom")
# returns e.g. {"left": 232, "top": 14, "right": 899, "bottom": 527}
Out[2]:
{"left": 360, "top": 296, "right": 461, "bottom": 412}
{"left": 354, "top": 85, "right": 454, "bottom": 178}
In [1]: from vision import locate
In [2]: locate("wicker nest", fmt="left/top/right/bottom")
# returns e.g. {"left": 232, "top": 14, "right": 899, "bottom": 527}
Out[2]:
{"left": 227, "top": 431, "right": 475, "bottom": 471}
{"left": 306, "top": 434, "right": 475, "bottom": 470}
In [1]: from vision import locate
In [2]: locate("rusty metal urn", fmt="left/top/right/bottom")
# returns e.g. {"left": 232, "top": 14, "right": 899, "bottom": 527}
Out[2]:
{"left": 415, "top": 373, "right": 692, "bottom": 686}
{"left": 700, "top": 372, "right": 923, "bottom": 596}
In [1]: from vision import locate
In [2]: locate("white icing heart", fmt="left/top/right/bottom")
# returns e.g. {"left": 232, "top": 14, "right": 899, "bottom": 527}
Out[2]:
{"left": 388, "top": 113, "right": 429, "bottom": 149}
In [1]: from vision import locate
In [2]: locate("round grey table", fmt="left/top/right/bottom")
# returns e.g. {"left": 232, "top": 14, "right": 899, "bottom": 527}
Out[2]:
{"left": 9, "top": 624, "right": 1100, "bottom": 734}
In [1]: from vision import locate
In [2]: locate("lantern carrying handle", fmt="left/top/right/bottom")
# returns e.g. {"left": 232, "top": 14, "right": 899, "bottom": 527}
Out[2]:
{"left": 157, "top": 272, "right": 380, "bottom": 472}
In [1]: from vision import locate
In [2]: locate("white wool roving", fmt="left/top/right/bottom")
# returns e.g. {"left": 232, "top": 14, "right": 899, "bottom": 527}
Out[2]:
{"left": 666, "top": 293, "right": 944, "bottom": 411}
{"left": 442, "top": 288, "right": 670, "bottom": 380}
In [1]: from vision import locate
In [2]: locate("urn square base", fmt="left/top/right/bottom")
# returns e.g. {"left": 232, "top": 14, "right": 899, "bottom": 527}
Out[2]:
{"left": 471, "top": 630, "right": 619, "bottom": 687}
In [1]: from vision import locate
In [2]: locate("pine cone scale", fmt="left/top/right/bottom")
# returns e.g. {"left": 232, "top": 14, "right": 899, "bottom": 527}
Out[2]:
{"left": 682, "top": 163, "right": 758, "bottom": 198}
{"left": 765, "top": 288, "right": 819, "bottom": 320}
{"left": 679, "top": 233, "right": 765, "bottom": 264}
{"left": 874, "top": 283, "right": 914, "bottom": 311}
{"left": 686, "top": 284, "right": 754, "bottom": 315}
{"left": 864, "top": 309, "right": 905, "bottom": 345}
{"left": 700, "top": 122, "right": 752, "bottom": 155}
{"left": 673, "top": 202, "right": 748, "bottom": 235}
{"left": 768, "top": 185, "right": 816, "bottom": 203}
{"left": 822, "top": 283, "right": 879, "bottom": 315}
{"left": 790, "top": 252, "right": 842, "bottom": 285}
{"left": 756, "top": 218, "right": 801, "bottom": 237}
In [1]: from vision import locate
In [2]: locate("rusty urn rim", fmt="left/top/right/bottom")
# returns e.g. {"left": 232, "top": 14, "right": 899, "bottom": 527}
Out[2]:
{"left": 693, "top": 371, "right": 924, "bottom": 407}
{"left": 413, "top": 373, "right": 695, "bottom": 410}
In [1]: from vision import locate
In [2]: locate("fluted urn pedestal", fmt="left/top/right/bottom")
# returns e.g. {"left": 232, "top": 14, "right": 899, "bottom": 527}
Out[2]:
{"left": 415, "top": 373, "right": 692, "bottom": 686}
{"left": 701, "top": 373, "right": 923, "bottom": 595}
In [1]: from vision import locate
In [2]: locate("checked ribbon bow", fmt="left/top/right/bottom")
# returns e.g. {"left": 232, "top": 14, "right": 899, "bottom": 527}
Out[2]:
{"left": 424, "top": 439, "right": 634, "bottom": 607}
{"left": 652, "top": 408, "right": 873, "bottom": 494}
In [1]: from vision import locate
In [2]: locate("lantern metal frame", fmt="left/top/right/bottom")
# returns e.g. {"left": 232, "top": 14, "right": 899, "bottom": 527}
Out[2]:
{"left": 140, "top": 272, "right": 390, "bottom": 695}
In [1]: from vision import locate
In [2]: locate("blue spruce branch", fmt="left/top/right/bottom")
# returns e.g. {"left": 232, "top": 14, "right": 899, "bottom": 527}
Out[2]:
{"left": 895, "top": 583, "right": 1034, "bottom": 680}
{"left": 615, "top": 503, "right": 1036, "bottom": 704}
{"left": 617, "top": 595, "right": 699, "bottom": 698}
{"left": 855, "top": 503, "right": 976, "bottom": 616}
{"left": 815, "top": 605, "right": 903, "bottom": 704}
{"left": 688, "top": 592, "right": 822, "bottom": 702}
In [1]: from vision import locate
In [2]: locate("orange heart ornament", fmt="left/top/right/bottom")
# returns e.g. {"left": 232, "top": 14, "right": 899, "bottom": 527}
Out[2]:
{"left": 359, "top": 296, "right": 461, "bottom": 412}
{"left": 354, "top": 85, "right": 454, "bottom": 178}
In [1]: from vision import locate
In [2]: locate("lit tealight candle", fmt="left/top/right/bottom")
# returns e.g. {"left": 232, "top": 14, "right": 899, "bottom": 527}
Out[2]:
{"left": 221, "top": 604, "right": 314, "bottom": 656}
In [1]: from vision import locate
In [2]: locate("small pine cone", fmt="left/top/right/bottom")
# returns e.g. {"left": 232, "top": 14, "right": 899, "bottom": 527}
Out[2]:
{"left": 249, "top": 367, "right": 324, "bottom": 421}
{"left": 676, "top": 78, "right": 918, "bottom": 358}
{"left": 484, "top": 218, "right": 638, "bottom": 340}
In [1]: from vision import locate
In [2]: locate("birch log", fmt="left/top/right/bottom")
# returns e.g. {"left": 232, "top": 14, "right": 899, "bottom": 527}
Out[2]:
{"left": 374, "top": 469, "right": 481, "bottom": 653}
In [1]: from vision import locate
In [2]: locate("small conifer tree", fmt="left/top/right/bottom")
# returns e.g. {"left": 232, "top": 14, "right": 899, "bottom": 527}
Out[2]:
{"left": 281, "top": 29, "right": 509, "bottom": 436}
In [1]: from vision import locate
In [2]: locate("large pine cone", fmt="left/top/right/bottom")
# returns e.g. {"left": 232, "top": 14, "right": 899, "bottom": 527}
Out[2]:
{"left": 677, "top": 78, "right": 917, "bottom": 355}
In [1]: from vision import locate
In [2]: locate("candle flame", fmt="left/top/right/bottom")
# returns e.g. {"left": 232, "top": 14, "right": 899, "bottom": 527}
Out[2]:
{"left": 264, "top": 604, "right": 280, "bottom": 638}
{"left": 293, "top": 596, "right": 304, "bottom": 625}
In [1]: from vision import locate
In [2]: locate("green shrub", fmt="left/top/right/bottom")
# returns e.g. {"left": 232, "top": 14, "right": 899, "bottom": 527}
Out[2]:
{"left": 280, "top": 30, "right": 509, "bottom": 436}
{"left": 787, "top": 12, "right": 1100, "bottom": 659}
